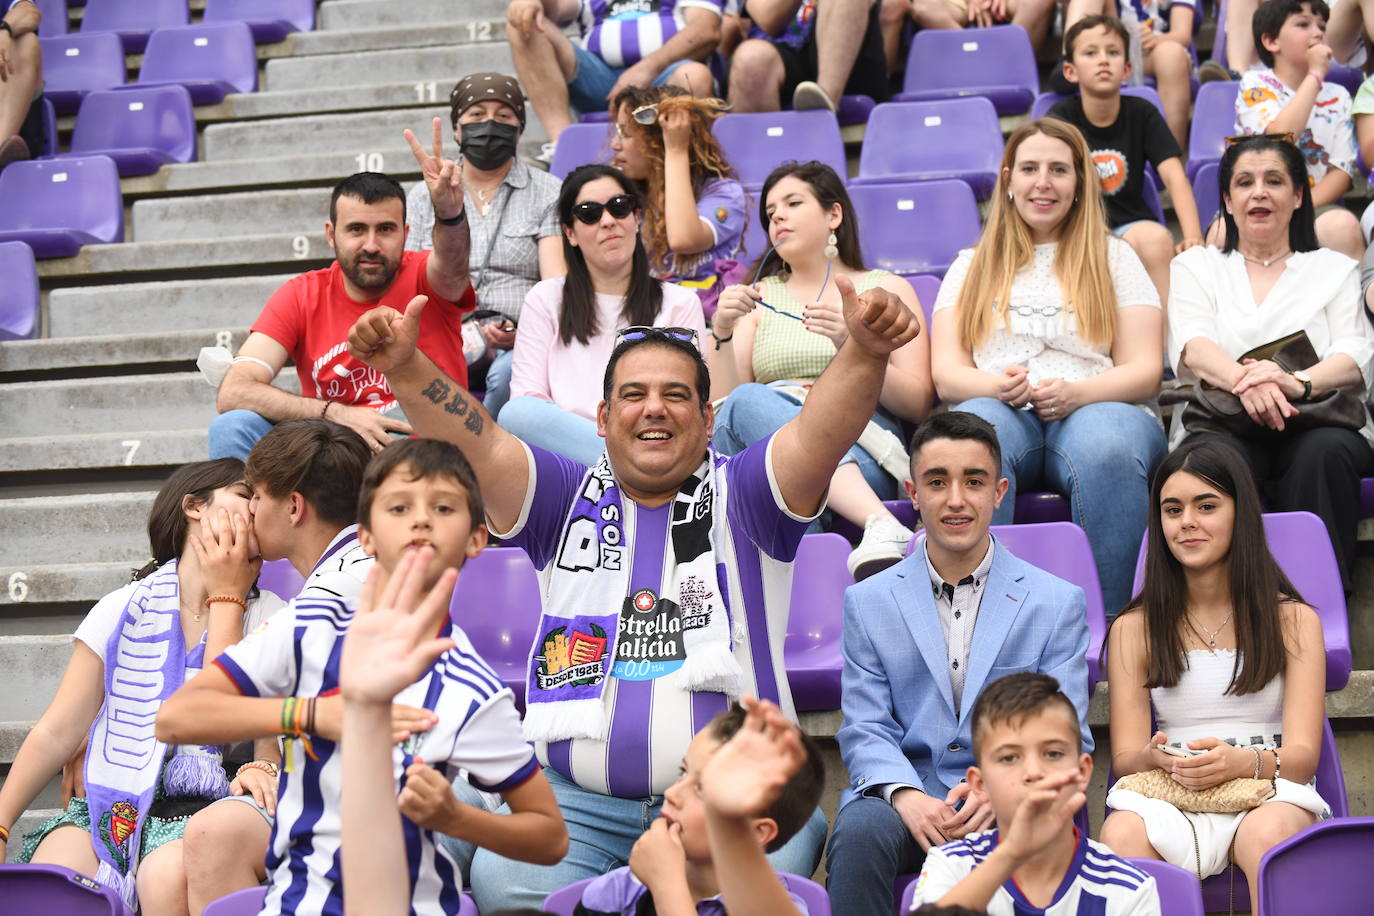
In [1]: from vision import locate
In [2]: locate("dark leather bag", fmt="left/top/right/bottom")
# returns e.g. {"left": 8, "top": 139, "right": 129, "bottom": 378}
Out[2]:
{"left": 1181, "top": 330, "right": 1369, "bottom": 437}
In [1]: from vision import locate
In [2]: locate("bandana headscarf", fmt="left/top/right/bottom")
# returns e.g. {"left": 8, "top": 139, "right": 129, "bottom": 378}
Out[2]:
{"left": 449, "top": 72, "right": 526, "bottom": 130}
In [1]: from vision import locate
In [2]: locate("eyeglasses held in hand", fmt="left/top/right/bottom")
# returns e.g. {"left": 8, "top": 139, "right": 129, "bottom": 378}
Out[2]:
{"left": 616, "top": 326, "right": 701, "bottom": 347}
{"left": 571, "top": 195, "right": 638, "bottom": 224}
{"left": 1223, "top": 131, "right": 1297, "bottom": 148}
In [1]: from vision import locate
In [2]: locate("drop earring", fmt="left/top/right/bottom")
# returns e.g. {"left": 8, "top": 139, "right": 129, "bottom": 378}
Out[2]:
{"left": 1007, "top": 191, "right": 1014, "bottom": 203}
{"left": 824, "top": 231, "right": 839, "bottom": 261}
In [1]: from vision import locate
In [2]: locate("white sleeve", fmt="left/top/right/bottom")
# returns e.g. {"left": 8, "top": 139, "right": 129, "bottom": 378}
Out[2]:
{"left": 244, "top": 590, "right": 289, "bottom": 635}
{"left": 1109, "top": 237, "right": 1161, "bottom": 309}
{"left": 1317, "top": 259, "right": 1374, "bottom": 389}
{"left": 451, "top": 693, "right": 539, "bottom": 793}
{"left": 906, "top": 846, "right": 970, "bottom": 910}
{"left": 1120, "top": 875, "right": 1162, "bottom": 916}
{"left": 932, "top": 250, "right": 975, "bottom": 315}
{"left": 73, "top": 582, "right": 139, "bottom": 656}
{"left": 1167, "top": 249, "right": 1222, "bottom": 376}
{"left": 214, "top": 606, "right": 300, "bottom": 698}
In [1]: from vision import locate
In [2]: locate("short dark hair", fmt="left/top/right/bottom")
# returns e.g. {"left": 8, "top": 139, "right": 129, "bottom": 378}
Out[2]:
{"left": 908, "top": 411, "right": 1002, "bottom": 474}
{"left": 357, "top": 437, "right": 485, "bottom": 530}
{"left": 602, "top": 332, "right": 712, "bottom": 409}
{"left": 1217, "top": 135, "right": 1318, "bottom": 253}
{"left": 1254, "top": 0, "right": 1330, "bottom": 67}
{"left": 330, "top": 171, "right": 407, "bottom": 225}
{"left": 1063, "top": 14, "right": 1130, "bottom": 57}
{"left": 970, "top": 673, "right": 1081, "bottom": 763}
{"left": 245, "top": 419, "right": 371, "bottom": 528}
{"left": 707, "top": 704, "right": 825, "bottom": 852}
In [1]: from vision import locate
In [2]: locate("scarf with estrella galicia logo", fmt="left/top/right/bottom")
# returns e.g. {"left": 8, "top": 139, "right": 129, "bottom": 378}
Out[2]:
{"left": 523, "top": 450, "right": 742, "bottom": 743}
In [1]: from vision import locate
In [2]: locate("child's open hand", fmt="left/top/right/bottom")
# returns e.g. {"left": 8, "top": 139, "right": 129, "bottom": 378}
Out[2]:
{"left": 998, "top": 769, "right": 1086, "bottom": 865}
{"left": 699, "top": 696, "right": 805, "bottom": 820}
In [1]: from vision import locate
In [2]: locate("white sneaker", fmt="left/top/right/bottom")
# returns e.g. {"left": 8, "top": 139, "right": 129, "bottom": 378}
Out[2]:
{"left": 847, "top": 512, "right": 915, "bottom": 581}
{"left": 792, "top": 81, "right": 837, "bottom": 114}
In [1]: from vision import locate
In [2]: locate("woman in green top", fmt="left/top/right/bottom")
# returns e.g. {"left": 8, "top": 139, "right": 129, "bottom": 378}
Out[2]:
{"left": 710, "top": 161, "right": 934, "bottom": 579}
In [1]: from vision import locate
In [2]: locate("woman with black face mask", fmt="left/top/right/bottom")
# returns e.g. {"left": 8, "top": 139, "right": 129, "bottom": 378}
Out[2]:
{"left": 405, "top": 72, "right": 566, "bottom": 417}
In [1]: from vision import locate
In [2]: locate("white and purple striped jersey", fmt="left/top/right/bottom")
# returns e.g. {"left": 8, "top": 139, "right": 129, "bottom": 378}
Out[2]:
{"left": 573, "top": 0, "right": 723, "bottom": 69}
{"left": 497, "top": 435, "right": 815, "bottom": 798}
{"left": 909, "top": 829, "right": 1161, "bottom": 916}
{"left": 214, "top": 529, "right": 538, "bottom": 916}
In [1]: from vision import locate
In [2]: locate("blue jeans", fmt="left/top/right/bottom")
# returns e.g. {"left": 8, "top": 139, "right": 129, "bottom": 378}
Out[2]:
{"left": 826, "top": 797, "right": 927, "bottom": 916}
{"left": 498, "top": 396, "right": 605, "bottom": 467}
{"left": 208, "top": 409, "right": 275, "bottom": 460}
{"left": 954, "top": 398, "right": 1167, "bottom": 617}
{"left": 568, "top": 45, "right": 694, "bottom": 114}
{"left": 461, "top": 767, "right": 829, "bottom": 911}
{"left": 713, "top": 382, "right": 902, "bottom": 501}
{"left": 482, "top": 348, "right": 515, "bottom": 418}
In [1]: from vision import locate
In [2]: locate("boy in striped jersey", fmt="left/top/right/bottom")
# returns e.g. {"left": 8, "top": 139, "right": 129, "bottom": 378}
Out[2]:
{"left": 158, "top": 438, "right": 568, "bottom": 916}
{"left": 908, "top": 674, "right": 1160, "bottom": 915}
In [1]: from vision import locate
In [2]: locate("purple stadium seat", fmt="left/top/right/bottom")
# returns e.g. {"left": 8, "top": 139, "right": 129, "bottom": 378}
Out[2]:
{"left": 740, "top": 192, "right": 768, "bottom": 264}
{"left": 450, "top": 547, "right": 543, "bottom": 705}
{"left": 1128, "top": 859, "right": 1204, "bottom": 916}
{"left": 1014, "top": 491, "right": 1071, "bottom": 524}
{"left": 1257, "top": 817, "right": 1374, "bottom": 915}
{"left": 0, "top": 155, "right": 123, "bottom": 257}
{"left": 37, "top": 96, "right": 58, "bottom": 156}
{"left": 851, "top": 98, "right": 1001, "bottom": 199}
{"left": 53, "top": 85, "right": 196, "bottom": 175}
{"left": 908, "top": 273, "right": 940, "bottom": 332}
{"left": 257, "top": 557, "right": 304, "bottom": 601}
{"left": 35, "top": 0, "right": 68, "bottom": 37}
{"left": 202, "top": 886, "right": 265, "bottom": 916}
{"left": 544, "top": 874, "right": 822, "bottom": 915}
{"left": 0, "top": 864, "right": 131, "bottom": 914}
{"left": 80, "top": 0, "right": 188, "bottom": 53}
{"left": 895, "top": 25, "right": 1038, "bottom": 116}
{"left": 39, "top": 32, "right": 126, "bottom": 115}
{"left": 0, "top": 241, "right": 39, "bottom": 340}
{"left": 1187, "top": 81, "right": 1239, "bottom": 180}
{"left": 784, "top": 533, "right": 852, "bottom": 711}
{"left": 203, "top": 0, "right": 315, "bottom": 44}
{"left": 846, "top": 179, "right": 980, "bottom": 278}
{"left": 1030, "top": 84, "right": 1166, "bottom": 121}
{"left": 549, "top": 122, "right": 612, "bottom": 180}
{"left": 136, "top": 21, "right": 258, "bottom": 105}
{"left": 1130, "top": 511, "right": 1351, "bottom": 690}
{"left": 1192, "top": 160, "right": 1220, "bottom": 229}
{"left": 543, "top": 877, "right": 595, "bottom": 915}
{"left": 1140, "top": 164, "right": 1166, "bottom": 222}
{"left": 1362, "top": 477, "right": 1374, "bottom": 516}
{"left": 713, "top": 110, "right": 846, "bottom": 189}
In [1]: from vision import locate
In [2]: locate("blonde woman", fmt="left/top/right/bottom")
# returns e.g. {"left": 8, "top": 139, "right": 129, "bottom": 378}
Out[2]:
{"left": 931, "top": 118, "right": 1166, "bottom": 616}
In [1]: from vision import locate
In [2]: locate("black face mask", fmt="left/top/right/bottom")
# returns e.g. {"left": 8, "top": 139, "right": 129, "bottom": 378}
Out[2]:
{"left": 460, "top": 120, "right": 519, "bottom": 171}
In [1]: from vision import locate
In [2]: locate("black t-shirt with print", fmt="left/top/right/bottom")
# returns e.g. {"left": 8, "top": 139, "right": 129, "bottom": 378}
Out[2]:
{"left": 1046, "top": 94, "right": 1183, "bottom": 228}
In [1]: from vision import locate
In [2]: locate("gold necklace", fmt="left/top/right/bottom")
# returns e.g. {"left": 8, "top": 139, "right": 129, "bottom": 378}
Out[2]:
{"left": 1240, "top": 249, "right": 1293, "bottom": 268}
{"left": 1187, "top": 611, "right": 1233, "bottom": 650}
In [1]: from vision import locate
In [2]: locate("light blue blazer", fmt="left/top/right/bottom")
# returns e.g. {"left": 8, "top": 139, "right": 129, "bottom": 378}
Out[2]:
{"left": 837, "top": 536, "right": 1093, "bottom": 809}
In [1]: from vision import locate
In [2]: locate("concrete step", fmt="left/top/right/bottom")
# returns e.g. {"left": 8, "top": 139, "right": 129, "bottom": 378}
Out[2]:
{"left": 319, "top": 0, "right": 507, "bottom": 30}
{"left": 0, "top": 492, "right": 156, "bottom": 567}
{"left": 0, "top": 562, "right": 138, "bottom": 611}
{"left": 264, "top": 44, "right": 513, "bottom": 94}
{"left": 0, "top": 429, "right": 210, "bottom": 476}
{"left": 133, "top": 187, "right": 332, "bottom": 243}
{"left": 1, "top": 373, "right": 216, "bottom": 439}
{"left": 0, "top": 329, "right": 248, "bottom": 376}
{"left": 36, "top": 233, "right": 332, "bottom": 284}
{"left": 47, "top": 276, "right": 281, "bottom": 337}
{"left": 0, "top": 636, "right": 72, "bottom": 722}
{"left": 120, "top": 147, "right": 421, "bottom": 201}
{"left": 291, "top": 21, "right": 510, "bottom": 58}
{"left": 202, "top": 106, "right": 450, "bottom": 162}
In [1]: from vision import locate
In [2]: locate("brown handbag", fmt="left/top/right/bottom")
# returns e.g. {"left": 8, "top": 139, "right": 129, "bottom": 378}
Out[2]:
{"left": 1181, "top": 330, "right": 1369, "bottom": 438}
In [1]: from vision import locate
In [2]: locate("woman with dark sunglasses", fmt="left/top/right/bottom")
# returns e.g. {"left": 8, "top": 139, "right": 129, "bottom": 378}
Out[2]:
{"left": 499, "top": 164, "right": 709, "bottom": 466}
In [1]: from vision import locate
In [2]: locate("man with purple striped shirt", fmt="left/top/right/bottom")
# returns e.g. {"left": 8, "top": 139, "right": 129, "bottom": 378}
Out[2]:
{"left": 506, "top": 0, "right": 721, "bottom": 151}
{"left": 345, "top": 274, "right": 921, "bottom": 910}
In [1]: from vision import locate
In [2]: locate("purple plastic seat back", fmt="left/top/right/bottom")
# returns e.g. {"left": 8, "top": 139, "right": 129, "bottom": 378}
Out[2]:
{"left": 257, "top": 557, "right": 305, "bottom": 602}
{"left": 1186, "top": 81, "right": 1239, "bottom": 180}
{"left": 896, "top": 25, "right": 1038, "bottom": 115}
{"left": 0, "top": 241, "right": 39, "bottom": 340}
{"left": 1127, "top": 859, "right": 1203, "bottom": 916}
{"left": 712, "top": 110, "right": 846, "bottom": 189}
{"left": 780, "top": 873, "right": 831, "bottom": 915}
{"left": 1192, "top": 160, "right": 1220, "bottom": 229}
{"left": 202, "top": 886, "right": 266, "bottom": 916}
{"left": 0, "top": 864, "right": 131, "bottom": 914}
{"left": 543, "top": 877, "right": 595, "bottom": 915}
{"left": 35, "top": 0, "right": 68, "bottom": 36}
{"left": 549, "top": 122, "right": 612, "bottom": 180}
{"left": 740, "top": 191, "right": 769, "bottom": 264}
{"left": 0, "top": 154, "right": 124, "bottom": 257}
{"left": 784, "top": 533, "right": 853, "bottom": 712}
{"left": 450, "top": 547, "right": 543, "bottom": 704}
{"left": 908, "top": 273, "right": 940, "bottom": 333}
{"left": 63, "top": 85, "right": 196, "bottom": 175}
{"left": 203, "top": 0, "right": 315, "bottom": 43}
{"left": 853, "top": 98, "right": 1001, "bottom": 198}
{"left": 137, "top": 21, "right": 258, "bottom": 104}
{"left": 81, "top": 0, "right": 188, "bottom": 52}
{"left": 38, "top": 96, "right": 58, "bottom": 156}
{"left": 846, "top": 179, "right": 980, "bottom": 278}
{"left": 1140, "top": 165, "right": 1166, "bottom": 222}
{"left": 40, "top": 32, "right": 126, "bottom": 114}
{"left": 1130, "top": 511, "right": 1351, "bottom": 690}
{"left": 1257, "top": 817, "right": 1374, "bottom": 915}
{"left": 1030, "top": 84, "right": 1166, "bottom": 120}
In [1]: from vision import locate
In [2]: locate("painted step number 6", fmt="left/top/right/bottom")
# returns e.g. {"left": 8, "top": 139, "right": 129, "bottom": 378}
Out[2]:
{"left": 8, "top": 572, "right": 28, "bottom": 602}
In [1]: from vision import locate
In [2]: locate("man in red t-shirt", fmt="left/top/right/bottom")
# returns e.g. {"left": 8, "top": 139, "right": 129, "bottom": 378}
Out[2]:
{"left": 209, "top": 120, "right": 476, "bottom": 459}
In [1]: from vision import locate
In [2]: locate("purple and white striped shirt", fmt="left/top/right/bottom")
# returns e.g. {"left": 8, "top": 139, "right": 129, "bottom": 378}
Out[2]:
{"left": 574, "top": 0, "right": 724, "bottom": 69}
{"left": 497, "top": 434, "right": 814, "bottom": 798}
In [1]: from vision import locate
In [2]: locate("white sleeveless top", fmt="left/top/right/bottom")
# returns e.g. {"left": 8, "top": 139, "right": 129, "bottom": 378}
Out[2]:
{"left": 1150, "top": 650, "right": 1284, "bottom": 750}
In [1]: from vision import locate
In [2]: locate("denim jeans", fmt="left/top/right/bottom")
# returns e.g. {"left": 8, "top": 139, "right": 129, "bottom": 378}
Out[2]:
{"left": 954, "top": 398, "right": 1167, "bottom": 617}
{"left": 481, "top": 348, "right": 515, "bottom": 418}
{"left": 713, "top": 382, "right": 903, "bottom": 501}
{"left": 458, "top": 767, "right": 829, "bottom": 912}
{"left": 498, "top": 396, "right": 605, "bottom": 467}
{"left": 825, "top": 797, "right": 927, "bottom": 916}
{"left": 208, "top": 409, "right": 275, "bottom": 460}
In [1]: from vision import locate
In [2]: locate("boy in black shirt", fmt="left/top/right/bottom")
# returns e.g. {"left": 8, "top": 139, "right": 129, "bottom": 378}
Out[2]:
{"left": 1048, "top": 15, "right": 1204, "bottom": 305}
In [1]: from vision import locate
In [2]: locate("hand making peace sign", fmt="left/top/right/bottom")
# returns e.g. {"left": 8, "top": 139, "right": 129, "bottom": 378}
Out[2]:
{"left": 404, "top": 117, "right": 465, "bottom": 223}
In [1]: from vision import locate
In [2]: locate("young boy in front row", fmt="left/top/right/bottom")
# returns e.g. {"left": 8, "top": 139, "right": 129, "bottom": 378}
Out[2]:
{"left": 158, "top": 438, "right": 569, "bottom": 915}
{"left": 1049, "top": 15, "right": 1204, "bottom": 307}
{"left": 908, "top": 673, "right": 1160, "bottom": 915}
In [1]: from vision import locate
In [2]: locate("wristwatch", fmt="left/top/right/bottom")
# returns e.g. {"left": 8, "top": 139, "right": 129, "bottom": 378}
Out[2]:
{"left": 1291, "top": 369, "right": 1313, "bottom": 401}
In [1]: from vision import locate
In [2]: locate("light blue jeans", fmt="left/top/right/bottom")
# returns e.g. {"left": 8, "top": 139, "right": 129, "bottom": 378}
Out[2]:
{"left": 207, "top": 404, "right": 411, "bottom": 460}
{"left": 452, "top": 767, "right": 828, "bottom": 912}
{"left": 498, "top": 396, "right": 605, "bottom": 467}
{"left": 954, "top": 398, "right": 1167, "bottom": 617}
{"left": 481, "top": 348, "right": 515, "bottom": 418}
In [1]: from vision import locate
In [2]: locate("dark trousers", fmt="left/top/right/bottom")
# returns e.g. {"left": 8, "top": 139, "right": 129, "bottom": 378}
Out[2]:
{"left": 826, "top": 796, "right": 928, "bottom": 916}
{"left": 1185, "top": 427, "right": 1374, "bottom": 589}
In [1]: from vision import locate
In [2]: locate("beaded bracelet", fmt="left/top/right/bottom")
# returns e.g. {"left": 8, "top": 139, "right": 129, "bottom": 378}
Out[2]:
{"left": 236, "top": 760, "right": 280, "bottom": 780}
{"left": 0, "top": 824, "right": 10, "bottom": 843}
{"left": 1272, "top": 749, "right": 1282, "bottom": 781}
{"left": 1251, "top": 747, "right": 1263, "bottom": 779}
{"left": 205, "top": 595, "right": 248, "bottom": 612}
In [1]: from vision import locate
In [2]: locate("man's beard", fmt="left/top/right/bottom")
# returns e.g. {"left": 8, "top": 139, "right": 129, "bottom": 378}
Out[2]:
{"left": 341, "top": 252, "right": 399, "bottom": 292}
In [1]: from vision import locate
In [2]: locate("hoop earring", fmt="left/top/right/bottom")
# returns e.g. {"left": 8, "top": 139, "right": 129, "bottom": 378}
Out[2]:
{"left": 824, "top": 231, "right": 839, "bottom": 261}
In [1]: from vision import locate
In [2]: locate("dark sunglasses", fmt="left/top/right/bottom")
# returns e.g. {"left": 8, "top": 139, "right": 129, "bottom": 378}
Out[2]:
{"left": 1223, "top": 131, "right": 1297, "bottom": 148}
{"left": 616, "top": 326, "right": 700, "bottom": 347}
{"left": 571, "top": 194, "right": 638, "bottom": 224}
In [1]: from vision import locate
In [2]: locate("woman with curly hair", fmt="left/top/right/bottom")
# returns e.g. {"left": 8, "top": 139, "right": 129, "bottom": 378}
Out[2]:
{"left": 610, "top": 84, "right": 747, "bottom": 306}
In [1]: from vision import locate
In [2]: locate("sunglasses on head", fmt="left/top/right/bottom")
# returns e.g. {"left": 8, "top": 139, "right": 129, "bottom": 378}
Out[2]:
{"left": 1223, "top": 131, "right": 1297, "bottom": 148}
{"left": 616, "top": 326, "right": 700, "bottom": 347}
{"left": 571, "top": 194, "right": 638, "bottom": 224}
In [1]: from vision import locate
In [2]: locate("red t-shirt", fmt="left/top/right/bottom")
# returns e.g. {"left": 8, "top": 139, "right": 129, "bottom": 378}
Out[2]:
{"left": 252, "top": 250, "right": 475, "bottom": 408}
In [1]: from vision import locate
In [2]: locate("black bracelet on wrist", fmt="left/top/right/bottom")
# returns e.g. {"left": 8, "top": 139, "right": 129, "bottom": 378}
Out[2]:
{"left": 435, "top": 209, "right": 466, "bottom": 226}
{"left": 712, "top": 330, "right": 733, "bottom": 350}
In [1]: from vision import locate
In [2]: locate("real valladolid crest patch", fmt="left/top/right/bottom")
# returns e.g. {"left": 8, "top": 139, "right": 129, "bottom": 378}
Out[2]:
{"left": 99, "top": 800, "right": 139, "bottom": 872}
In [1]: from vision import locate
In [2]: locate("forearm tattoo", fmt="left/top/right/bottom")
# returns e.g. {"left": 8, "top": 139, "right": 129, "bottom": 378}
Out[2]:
{"left": 421, "top": 377, "right": 484, "bottom": 435}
